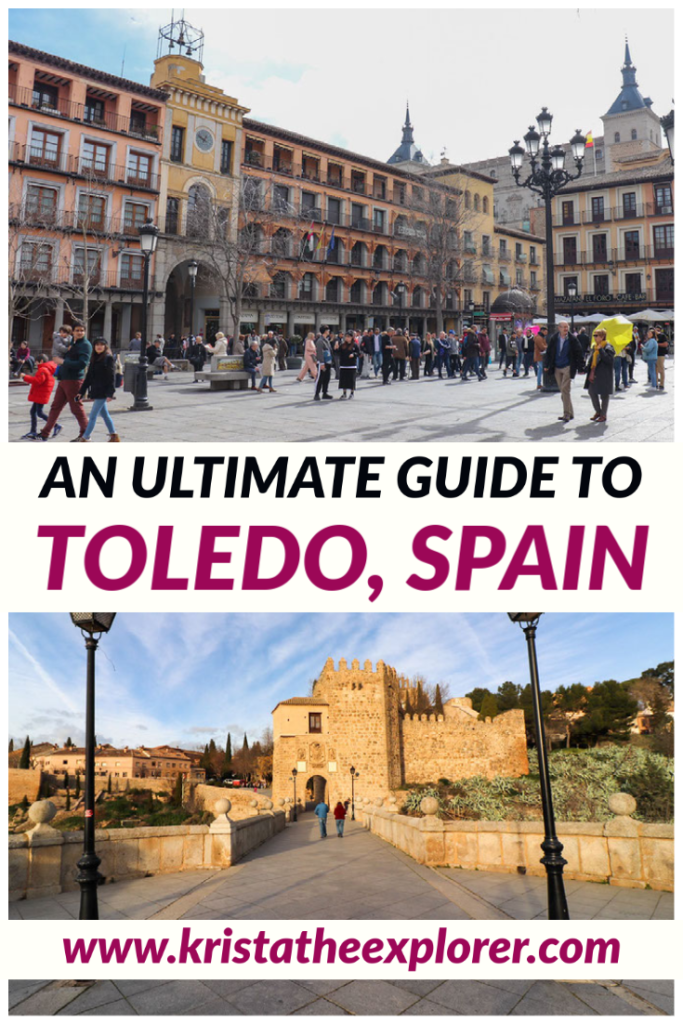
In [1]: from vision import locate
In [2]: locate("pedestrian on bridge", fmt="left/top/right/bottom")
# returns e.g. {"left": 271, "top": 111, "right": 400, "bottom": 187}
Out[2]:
{"left": 314, "top": 798, "right": 329, "bottom": 839}
{"left": 333, "top": 801, "right": 347, "bottom": 838}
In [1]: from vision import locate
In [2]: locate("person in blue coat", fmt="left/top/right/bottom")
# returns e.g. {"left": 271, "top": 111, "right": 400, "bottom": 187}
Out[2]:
{"left": 314, "top": 799, "right": 329, "bottom": 838}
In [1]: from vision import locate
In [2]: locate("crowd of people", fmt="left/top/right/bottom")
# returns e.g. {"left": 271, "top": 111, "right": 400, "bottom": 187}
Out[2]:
{"left": 12, "top": 317, "right": 672, "bottom": 439}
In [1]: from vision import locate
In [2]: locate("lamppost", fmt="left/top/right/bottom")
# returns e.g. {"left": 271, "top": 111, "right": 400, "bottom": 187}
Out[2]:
{"left": 131, "top": 219, "right": 159, "bottom": 412}
{"left": 660, "top": 108, "right": 674, "bottom": 164}
{"left": 290, "top": 768, "right": 298, "bottom": 822}
{"left": 69, "top": 613, "right": 116, "bottom": 920}
{"left": 349, "top": 765, "right": 360, "bottom": 820}
{"left": 509, "top": 110, "right": 585, "bottom": 343}
{"left": 566, "top": 280, "right": 578, "bottom": 332}
{"left": 467, "top": 299, "right": 475, "bottom": 328}
{"left": 508, "top": 613, "right": 569, "bottom": 921}
{"left": 188, "top": 260, "right": 198, "bottom": 338}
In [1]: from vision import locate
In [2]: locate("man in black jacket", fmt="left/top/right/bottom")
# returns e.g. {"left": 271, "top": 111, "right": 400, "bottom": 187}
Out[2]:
{"left": 545, "top": 320, "right": 584, "bottom": 422}
{"left": 38, "top": 322, "right": 92, "bottom": 440}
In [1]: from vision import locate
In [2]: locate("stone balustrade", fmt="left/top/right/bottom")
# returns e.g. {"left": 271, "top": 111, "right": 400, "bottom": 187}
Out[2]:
{"left": 9, "top": 799, "right": 286, "bottom": 902}
{"left": 356, "top": 794, "right": 673, "bottom": 892}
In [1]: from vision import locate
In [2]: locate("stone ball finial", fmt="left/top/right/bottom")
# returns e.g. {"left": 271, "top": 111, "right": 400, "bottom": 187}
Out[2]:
{"left": 278, "top": 798, "right": 285, "bottom": 806}
{"left": 285, "top": 796, "right": 292, "bottom": 804}
{"left": 28, "top": 800, "right": 57, "bottom": 825}
{"left": 263, "top": 799, "right": 273, "bottom": 810}
{"left": 250, "top": 798, "right": 258, "bottom": 807}
{"left": 374, "top": 797, "right": 383, "bottom": 807}
{"left": 608, "top": 792, "right": 637, "bottom": 817}
{"left": 420, "top": 796, "right": 439, "bottom": 817}
{"left": 214, "top": 798, "right": 231, "bottom": 816}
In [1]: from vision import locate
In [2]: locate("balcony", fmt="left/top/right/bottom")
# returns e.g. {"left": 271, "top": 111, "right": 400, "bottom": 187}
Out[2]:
{"left": 529, "top": 281, "right": 541, "bottom": 291}
{"left": 582, "top": 208, "right": 612, "bottom": 224}
{"left": 350, "top": 217, "right": 371, "bottom": 232}
{"left": 244, "top": 150, "right": 264, "bottom": 167}
{"left": 9, "top": 145, "right": 160, "bottom": 191}
{"left": 515, "top": 252, "right": 528, "bottom": 263}
{"left": 464, "top": 243, "right": 477, "bottom": 255}
{"left": 613, "top": 203, "right": 645, "bottom": 221}
{"left": 300, "top": 207, "right": 323, "bottom": 222}
{"left": 8, "top": 85, "right": 162, "bottom": 142}
{"left": 652, "top": 246, "right": 674, "bottom": 261}
{"left": 498, "top": 250, "right": 511, "bottom": 261}
{"left": 648, "top": 201, "right": 674, "bottom": 217}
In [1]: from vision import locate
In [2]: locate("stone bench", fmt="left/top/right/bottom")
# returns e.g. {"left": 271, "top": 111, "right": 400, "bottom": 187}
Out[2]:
{"left": 195, "top": 370, "right": 251, "bottom": 391}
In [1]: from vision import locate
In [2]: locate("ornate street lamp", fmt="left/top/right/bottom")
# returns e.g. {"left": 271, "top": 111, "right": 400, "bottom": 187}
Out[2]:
{"left": 566, "top": 280, "right": 578, "bottom": 332}
{"left": 131, "top": 220, "right": 159, "bottom": 412}
{"left": 349, "top": 765, "right": 360, "bottom": 820}
{"left": 509, "top": 110, "right": 585, "bottom": 342}
{"left": 508, "top": 613, "right": 569, "bottom": 920}
{"left": 290, "top": 767, "right": 298, "bottom": 822}
{"left": 188, "top": 260, "right": 199, "bottom": 339}
{"left": 69, "top": 613, "right": 116, "bottom": 920}
{"left": 660, "top": 109, "right": 674, "bottom": 165}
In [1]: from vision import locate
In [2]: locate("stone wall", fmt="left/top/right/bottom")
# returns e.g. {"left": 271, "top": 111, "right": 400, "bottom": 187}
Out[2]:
{"left": 358, "top": 806, "right": 673, "bottom": 892}
{"left": 9, "top": 810, "right": 286, "bottom": 902}
{"left": 8, "top": 768, "right": 42, "bottom": 806}
{"left": 401, "top": 709, "right": 529, "bottom": 782}
{"left": 187, "top": 784, "right": 273, "bottom": 820}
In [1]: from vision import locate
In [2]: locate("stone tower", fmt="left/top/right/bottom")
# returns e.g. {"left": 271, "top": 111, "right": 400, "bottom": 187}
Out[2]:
{"left": 601, "top": 39, "right": 663, "bottom": 172}
{"left": 387, "top": 104, "right": 430, "bottom": 172}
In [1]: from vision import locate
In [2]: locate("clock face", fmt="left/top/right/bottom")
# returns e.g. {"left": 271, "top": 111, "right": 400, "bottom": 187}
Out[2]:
{"left": 195, "top": 128, "right": 214, "bottom": 153}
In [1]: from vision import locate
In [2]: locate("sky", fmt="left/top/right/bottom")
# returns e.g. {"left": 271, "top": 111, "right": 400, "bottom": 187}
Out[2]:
{"left": 9, "top": 8, "right": 674, "bottom": 165}
{"left": 9, "top": 613, "right": 673, "bottom": 750}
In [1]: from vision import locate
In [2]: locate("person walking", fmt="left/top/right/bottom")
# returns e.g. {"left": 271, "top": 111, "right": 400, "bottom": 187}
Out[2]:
{"left": 244, "top": 340, "right": 261, "bottom": 390}
{"left": 448, "top": 331, "right": 460, "bottom": 376}
{"left": 577, "top": 327, "right": 591, "bottom": 360}
{"left": 522, "top": 329, "right": 535, "bottom": 376}
{"left": 409, "top": 333, "right": 422, "bottom": 379}
{"left": 641, "top": 328, "right": 659, "bottom": 389}
{"left": 381, "top": 329, "right": 396, "bottom": 385}
{"left": 257, "top": 337, "right": 277, "bottom": 392}
{"left": 613, "top": 346, "right": 629, "bottom": 392}
{"left": 534, "top": 327, "right": 548, "bottom": 390}
{"left": 314, "top": 798, "right": 329, "bottom": 839}
{"left": 477, "top": 329, "right": 490, "bottom": 379}
{"left": 38, "top": 322, "right": 92, "bottom": 441}
{"left": 20, "top": 354, "right": 60, "bottom": 439}
{"left": 656, "top": 329, "right": 669, "bottom": 390}
{"left": 545, "top": 320, "right": 584, "bottom": 423}
{"left": 297, "top": 332, "right": 318, "bottom": 382}
{"left": 76, "top": 338, "right": 119, "bottom": 442}
{"left": 584, "top": 328, "right": 615, "bottom": 424}
{"left": 423, "top": 333, "right": 435, "bottom": 376}
{"left": 504, "top": 330, "right": 520, "bottom": 377}
{"left": 277, "top": 334, "right": 289, "bottom": 372}
{"left": 392, "top": 330, "right": 409, "bottom": 380}
{"left": 333, "top": 801, "right": 347, "bottom": 838}
{"left": 498, "top": 329, "right": 508, "bottom": 369}
{"left": 462, "top": 328, "right": 483, "bottom": 380}
{"left": 370, "top": 327, "right": 382, "bottom": 377}
{"left": 338, "top": 332, "right": 358, "bottom": 399}
{"left": 314, "top": 326, "right": 333, "bottom": 400}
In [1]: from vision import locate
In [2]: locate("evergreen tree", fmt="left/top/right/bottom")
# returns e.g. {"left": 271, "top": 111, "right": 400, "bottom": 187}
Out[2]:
{"left": 242, "top": 733, "right": 249, "bottom": 753}
{"left": 19, "top": 736, "right": 31, "bottom": 769}
{"left": 209, "top": 738, "right": 217, "bottom": 755}
{"left": 65, "top": 737, "right": 73, "bottom": 748}
{"left": 8, "top": 738, "right": 14, "bottom": 753}
{"left": 497, "top": 681, "right": 522, "bottom": 712}
{"left": 575, "top": 680, "right": 638, "bottom": 746}
{"left": 75, "top": 772, "right": 81, "bottom": 798}
{"left": 465, "top": 687, "right": 494, "bottom": 713}
{"left": 478, "top": 694, "right": 499, "bottom": 721}
{"left": 434, "top": 684, "right": 445, "bottom": 717}
{"left": 550, "top": 684, "right": 588, "bottom": 748}
{"left": 222, "top": 733, "right": 233, "bottom": 775}
{"left": 173, "top": 772, "right": 183, "bottom": 807}
{"left": 107, "top": 773, "right": 112, "bottom": 794}
{"left": 65, "top": 786, "right": 71, "bottom": 812}
{"left": 403, "top": 692, "right": 413, "bottom": 717}
{"left": 20, "top": 794, "right": 29, "bottom": 811}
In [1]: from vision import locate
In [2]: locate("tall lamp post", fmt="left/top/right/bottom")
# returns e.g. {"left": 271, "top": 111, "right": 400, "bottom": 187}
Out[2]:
{"left": 290, "top": 768, "right": 298, "bottom": 822}
{"left": 188, "top": 260, "right": 198, "bottom": 338}
{"left": 508, "top": 613, "right": 569, "bottom": 921}
{"left": 69, "top": 613, "right": 116, "bottom": 920}
{"left": 566, "top": 280, "right": 578, "bottom": 332}
{"left": 509, "top": 110, "right": 585, "bottom": 346}
{"left": 660, "top": 108, "right": 674, "bottom": 165}
{"left": 349, "top": 765, "right": 360, "bottom": 820}
{"left": 131, "top": 219, "right": 159, "bottom": 412}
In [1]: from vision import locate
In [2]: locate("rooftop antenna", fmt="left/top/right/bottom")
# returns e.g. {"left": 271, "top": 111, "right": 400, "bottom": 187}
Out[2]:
{"left": 157, "top": 10, "right": 204, "bottom": 63}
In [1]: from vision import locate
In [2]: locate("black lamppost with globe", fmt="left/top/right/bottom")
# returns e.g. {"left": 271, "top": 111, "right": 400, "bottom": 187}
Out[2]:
{"left": 69, "top": 613, "right": 116, "bottom": 920}
{"left": 132, "top": 220, "right": 159, "bottom": 412}
{"left": 566, "top": 280, "right": 578, "bottom": 331}
{"left": 508, "top": 613, "right": 569, "bottom": 920}
{"left": 290, "top": 768, "right": 298, "bottom": 822}
{"left": 188, "top": 260, "right": 198, "bottom": 339}
{"left": 349, "top": 765, "right": 360, "bottom": 820}
{"left": 509, "top": 110, "right": 585, "bottom": 341}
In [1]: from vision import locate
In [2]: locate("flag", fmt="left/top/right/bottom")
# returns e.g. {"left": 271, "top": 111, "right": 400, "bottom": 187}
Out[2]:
{"left": 299, "top": 221, "right": 315, "bottom": 259}
{"left": 327, "top": 227, "right": 336, "bottom": 252}
{"left": 585, "top": 131, "right": 594, "bottom": 148}
{"left": 315, "top": 227, "right": 325, "bottom": 253}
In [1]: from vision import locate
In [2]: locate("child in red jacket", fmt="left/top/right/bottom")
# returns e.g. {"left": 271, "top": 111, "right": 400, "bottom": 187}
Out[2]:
{"left": 20, "top": 355, "right": 61, "bottom": 439}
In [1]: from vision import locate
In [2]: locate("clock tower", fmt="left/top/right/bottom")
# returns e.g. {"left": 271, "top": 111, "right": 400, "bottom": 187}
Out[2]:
{"left": 149, "top": 16, "right": 250, "bottom": 340}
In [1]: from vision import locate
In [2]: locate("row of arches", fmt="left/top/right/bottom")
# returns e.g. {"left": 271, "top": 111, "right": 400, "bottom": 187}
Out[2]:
{"left": 247, "top": 271, "right": 446, "bottom": 308}
{"left": 464, "top": 191, "right": 489, "bottom": 213}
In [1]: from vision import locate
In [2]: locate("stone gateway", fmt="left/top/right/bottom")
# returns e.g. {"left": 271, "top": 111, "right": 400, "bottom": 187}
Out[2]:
{"left": 272, "top": 659, "right": 528, "bottom": 808}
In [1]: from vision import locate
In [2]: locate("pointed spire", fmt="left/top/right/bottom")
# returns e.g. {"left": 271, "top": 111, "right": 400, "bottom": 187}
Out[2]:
{"left": 624, "top": 35, "right": 632, "bottom": 66}
{"left": 401, "top": 103, "right": 415, "bottom": 145}
{"left": 620, "top": 36, "right": 637, "bottom": 88}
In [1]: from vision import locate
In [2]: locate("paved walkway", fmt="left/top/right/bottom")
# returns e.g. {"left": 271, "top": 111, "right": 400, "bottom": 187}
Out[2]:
{"left": 9, "top": 815, "right": 673, "bottom": 922}
{"left": 8, "top": 978, "right": 675, "bottom": 1015}
{"left": 8, "top": 361, "right": 674, "bottom": 443}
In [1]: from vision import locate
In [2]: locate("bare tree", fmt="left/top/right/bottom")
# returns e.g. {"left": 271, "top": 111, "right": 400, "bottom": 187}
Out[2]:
{"left": 8, "top": 207, "right": 58, "bottom": 349}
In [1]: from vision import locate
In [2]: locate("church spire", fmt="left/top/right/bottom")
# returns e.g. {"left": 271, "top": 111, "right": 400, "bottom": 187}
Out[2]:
{"left": 402, "top": 102, "right": 414, "bottom": 145}
{"left": 621, "top": 36, "right": 637, "bottom": 87}
{"left": 624, "top": 35, "right": 632, "bottom": 67}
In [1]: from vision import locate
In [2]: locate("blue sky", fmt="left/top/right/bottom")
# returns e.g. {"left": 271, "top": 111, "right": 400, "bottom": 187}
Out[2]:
{"left": 9, "top": 8, "right": 673, "bottom": 164}
{"left": 9, "top": 613, "right": 673, "bottom": 750}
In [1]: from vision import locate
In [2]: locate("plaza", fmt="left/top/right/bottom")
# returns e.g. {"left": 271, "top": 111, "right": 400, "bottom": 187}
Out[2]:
{"left": 8, "top": 362, "right": 673, "bottom": 444}
{"left": 8, "top": 978, "right": 675, "bottom": 1016}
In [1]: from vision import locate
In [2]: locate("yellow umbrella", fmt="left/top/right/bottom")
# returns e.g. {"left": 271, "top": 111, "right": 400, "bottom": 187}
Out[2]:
{"left": 591, "top": 316, "right": 635, "bottom": 354}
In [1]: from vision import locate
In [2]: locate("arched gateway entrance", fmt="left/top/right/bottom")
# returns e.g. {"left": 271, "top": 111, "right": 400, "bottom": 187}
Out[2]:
{"left": 163, "top": 259, "right": 222, "bottom": 343}
{"left": 305, "top": 774, "right": 328, "bottom": 807}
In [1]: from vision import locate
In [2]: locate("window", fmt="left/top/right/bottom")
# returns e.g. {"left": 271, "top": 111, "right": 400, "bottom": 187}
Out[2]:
{"left": 631, "top": 128, "right": 637, "bottom": 140}
{"left": 301, "top": 191, "right": 318, "bottom": 216}
{"left": 515, "top": 242, "right": 523, "bottom": 260}
{"left": 187, "top": 184, "right": 212, "bottom": 236}
{"left": 595, "top": 148, "right": 603, "bottom": 161}
{"left": 592, "top": 233, "right": 608, "bottom": 262}
{"left": 622, "top": 192, "right": 637, "bottom": 216}
{"left": 464, "top": 191, "right": 471, "bottom": 209}
{"left": 351, "top": 242, "right": 365, "bottom": 267}
{"left": 350, "top": 280, "right": 364, "bottom": 303}
{"left": 221, "top": 139, "right": 233, "bottom": 175}
{"left": 32, "top": 82, "right": 58, "bottom": 110}
{"left": 624, "top": 230, "right": 640, "bottom": 258}
{"left": 127, "top": 151, "right": 152, "bottom": 187}
{"left": 73, "top": 247, "right": 101, "bottom": 284}
{"left": 299, "top": 272, "right": 315, "bottom": 299}
{"left": 395, "top": 183, "right": 407, "bottom": 205}
{"left": 529, "top": 245, "right": 537, "bottom": 264}
{"left": 124, "top": 201, "right": 148, "bottom": 231}
{"left": 77, "top": 193, "right": 106, "bottom": 230}
{"left": 166, "top": 197, "right": 179, "bottom": 234}
{"left": 653, "top": 224, "right": 674, "bottom": 256}
{"left": 516, "top": 267, "right": 524, "bottom": 285}
{"left": 243, "top": 177, "right": 263, "bottom": 211}
{"left": 482, "top": 264, "right": 494, "bottom": 284}
{"left": 20, "top": 241, "right": 53, "bottom": 279}
{"left": 464, "top": 231, "right": 475, "bottom": 252}
{"left": 591, "top": 195, "right": 605, "bottom": 222}
{"left": 351, "top": 203, "right": 366, "bottom": 229}
{"left": 374, "top": 176, "right": 387, "bottom": 199}
{"left": 29, "top": 128, "right": 61, "bottom": 168}
{"left": 273, "top": 185, "right": 290, "bottom": 213}
{"left": 327, "top": 163, "right": 343, "bottom": 186}
{"left": 271, "top": 272, "right": 287, "bottom": 299}
{"left": 530, "top": 270, "right": 537, "bottom": 288}
{"left": 84, "top": 96, "right": 105, "bottom": 124}
{"left": 327, "top": 197, "right": 341, "bottom": 225}
{"left": 625, "top": 272, "right": 642, "bottom": 295}
{"left": 129, "top": 109, "right": 147, "bottom": 136}
{"left": 593, "top": 274, "right": 609, "bottom": 296}
{"left": 474, "top": 194, "right": 480, "bottom": 211}
{"left": 373, "top": 209, "right": 386, "bottom": 232}
{"left": 563, "top": 276, "right": 578, "bottom": 296}
{"left": 562, "top": 237, "right": 578, "bottom": 263}
{"left": 561, "top": 201, "right": 574, "bottom": 225}
{"left": 170, "top": 126, "right": 184, "bottom": 163}
{"left": 82, "top": 139, "right": 111, "bottom": 178}
{"left": 614, "top": 132, "right": 621, "bottom": 143}
{"left": 482, "top": 196, "right": 489, "bottom": 214}
{"left": 309, "top": 713, "right": 322, "bottom": 733}
{"left": 25, "top": 184, "right": 58, "bottom": 224}
{"left": 654, "top": 185, "right": 673, "bottom": 214}
{"left": 326, "top": 277, "right": 341, "bottom": 302}
{"left": 481, "top": 235, "right": 491, "bottom": 256}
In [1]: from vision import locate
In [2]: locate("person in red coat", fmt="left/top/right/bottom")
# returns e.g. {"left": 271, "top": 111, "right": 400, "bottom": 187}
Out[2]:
{"left": 20, "top": 355, "right": 61, "bottom": 440}
{"left": 333, "top": 801, "right": 347, "bottom": 838}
